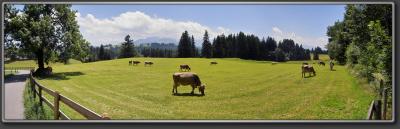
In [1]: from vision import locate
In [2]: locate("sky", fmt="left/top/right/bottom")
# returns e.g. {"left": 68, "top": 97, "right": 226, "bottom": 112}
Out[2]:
{"left": 17, "top": 4, "right": 347, "bottom": 48}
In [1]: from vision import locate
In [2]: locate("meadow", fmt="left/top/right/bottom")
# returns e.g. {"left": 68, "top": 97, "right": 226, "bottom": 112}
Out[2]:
{"left": 5, "top": 56, "right": 374, "bottom": 120}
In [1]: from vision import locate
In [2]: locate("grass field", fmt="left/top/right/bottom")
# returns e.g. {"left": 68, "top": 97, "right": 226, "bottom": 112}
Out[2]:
{"left": 11, "top": 57, "right": 373, "bottom": 120}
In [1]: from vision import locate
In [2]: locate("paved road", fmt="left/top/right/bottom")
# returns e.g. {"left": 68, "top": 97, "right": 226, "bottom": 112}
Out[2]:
{"left": 4, "top": 70, "right": 30, "bottom": 120}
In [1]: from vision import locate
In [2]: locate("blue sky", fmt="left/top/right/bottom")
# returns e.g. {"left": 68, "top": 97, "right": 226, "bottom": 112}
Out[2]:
{"left": 15, "top": 4, "right": 346, "bottom": 48}
{"left": 71, "top": 4, "right": 345, "bottom": 48}
{"left": 72, "top": 4, "right": 344, "bottom": 37}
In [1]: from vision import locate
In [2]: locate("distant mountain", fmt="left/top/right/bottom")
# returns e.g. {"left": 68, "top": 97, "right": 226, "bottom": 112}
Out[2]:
{"left": 138, "top": 43, "right": 177, "bottom": 50}
{"left": 300, "top": 44, "right": 326, "bottom": 50}
{"left": 134, "top": 37, "right": 177, "bottom": 44}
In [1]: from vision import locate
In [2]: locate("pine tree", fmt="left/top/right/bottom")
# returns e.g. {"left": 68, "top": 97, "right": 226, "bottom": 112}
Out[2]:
{"left": 201, "top": 30, "right": 212, "bottom": 58}
{"left": 178, "top": 31, "right": 191, "bottom": 57}
{"left": 191, "top": 35, "right": 196, "bottom": 57}
{"left": 98, "top": 44, "right": 105, "bottom": 60}
{"left": 119, "top": 35, "right": 135, "bottom": 58}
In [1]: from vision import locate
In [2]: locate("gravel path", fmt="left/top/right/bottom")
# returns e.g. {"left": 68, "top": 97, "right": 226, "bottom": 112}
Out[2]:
{"left": 4, "top": 70, "right": 30, "bottom": 120}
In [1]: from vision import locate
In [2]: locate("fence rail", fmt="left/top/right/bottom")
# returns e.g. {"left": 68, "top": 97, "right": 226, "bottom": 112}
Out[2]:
{"left": 28, "top": 70, "right": 110, "bottom": 120}
{"left": 4, "top": 67, "right": 35, "bottom": 74}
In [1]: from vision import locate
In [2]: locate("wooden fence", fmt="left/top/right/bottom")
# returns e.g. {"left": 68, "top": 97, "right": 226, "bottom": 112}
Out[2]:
{"left": 367, "top": 80, "right": 389, "bottom": 120}
{"left": 28, "top": 70, "right": 110, "bottom": 120}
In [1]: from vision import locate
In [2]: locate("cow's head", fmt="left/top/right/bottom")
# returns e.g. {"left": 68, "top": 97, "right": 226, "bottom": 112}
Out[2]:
{"left": 199, "top": 84, "right": 206, "bottom": 96}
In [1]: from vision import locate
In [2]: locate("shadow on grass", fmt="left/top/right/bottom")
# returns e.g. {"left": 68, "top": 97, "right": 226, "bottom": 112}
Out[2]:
{"left": 173, "top": 93, "right": 205, "bottom": 97}
{"left": 302, "top": 75, "right": 316, "bottom": 78}
{"left": 37, "top": 72, "right": 84, "bottom": 80}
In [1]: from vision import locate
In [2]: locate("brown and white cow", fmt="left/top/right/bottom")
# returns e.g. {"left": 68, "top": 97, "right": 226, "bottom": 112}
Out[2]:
{"left": 210, "top": 61, "right": 218, "bottom": 65}
{"left": 172, "top": 72, "right": 205, "bottom": 95}
{"left": 329, "top": 60, "right": 335, "bottom": 71}
{"left": 302, "top": 65, "right": 316, "bottom": 78}
{"left": 144, "top": 61, "right": 154, "bottom": 66}
{"left": 132, "top": 61, "right": 141, "bottom": 65}
{"left": 179, "top": 64, "right": 191, "bottom": 71}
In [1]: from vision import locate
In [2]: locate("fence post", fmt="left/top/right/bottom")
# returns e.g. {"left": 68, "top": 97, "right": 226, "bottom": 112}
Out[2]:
{"left": 38, "top": 86, "right": 43, "bottom": 106}
{"left": 379, "top": 80, "right": 384, "bottom": 99}
{"left": 382, "top": 88, "right": 388, "bottom": 120}
{"left": 31, "top": 76, "right": 36, "bottom": 99}
{"left": 373, "top": 100, "right": 382, "bottom": 120}
{"left": 54, "top": 91, "right": 61, "bottom": 120}
{"left": 101, "top": 113, "right": 111, "bottom": 120}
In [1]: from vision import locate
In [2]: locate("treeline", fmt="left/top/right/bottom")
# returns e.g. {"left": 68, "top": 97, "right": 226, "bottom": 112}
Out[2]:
{"left": 86, "top": 35, "right": 136, "bottom": 62}
{"left": 87, "top": 42, "right": 178, "bottom": 62}
{"left": 327, "top": 5, "right": 392, "bottom": 85}
{"left": 137, "top": 43, "right": 177, "bottom": 58}
{"left": 178, "top": 30, "right": 312, "bottom": 62}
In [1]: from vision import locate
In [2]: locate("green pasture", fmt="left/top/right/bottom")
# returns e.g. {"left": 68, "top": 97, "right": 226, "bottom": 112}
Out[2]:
{"left": 9, "top": 57, "right": 373, "bottom": 120}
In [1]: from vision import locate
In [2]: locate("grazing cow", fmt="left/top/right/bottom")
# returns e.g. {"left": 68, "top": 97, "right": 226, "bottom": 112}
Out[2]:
{"left": 172, "top": 72, "right": 205, "bottom": 95}
{"left": 271, "top": 62, "right": 278, "bottom": 65}
{"left": 129, "top": 61, "right": 133, "bottom": 65}
{"left": 144, "top": 61, "right": 154, "bottom": 66}
{"left": 302, "top": 65, "right": 316, "bottom": 78}
{"left": 180, "top": 64, "right": 191, "bottom": 71}
{"left": 210, "top": 61, "right": 218, "bottom": 65}
{"left": 319, "top": 61, "right": 325, "bottom": 66}
{"left": 132, "top": 61, "right": 141, "bottom": 65}
{"left": 329, "top": 60, "right": 335, "bottom": 71}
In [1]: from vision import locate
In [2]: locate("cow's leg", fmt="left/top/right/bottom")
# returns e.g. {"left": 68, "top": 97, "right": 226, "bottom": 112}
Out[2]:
{"left": 172, "top": 85, "right": 177, "bottom": 94}
{"left": 191, "top": 85, "right": 195, "bottom": 94}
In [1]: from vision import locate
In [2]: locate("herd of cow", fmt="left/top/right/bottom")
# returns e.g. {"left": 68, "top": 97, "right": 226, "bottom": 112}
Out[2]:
{"left": 128, "top": 60, "right": 218, "bottom": 96}
{"left": 301, "top": 60, "right": 335, "bottom": 78}
{"left": 127, "top": 59, "right": 335, "bottom": 96}
{"left": 128, "top": 60, "right": 154, "bottom": 66}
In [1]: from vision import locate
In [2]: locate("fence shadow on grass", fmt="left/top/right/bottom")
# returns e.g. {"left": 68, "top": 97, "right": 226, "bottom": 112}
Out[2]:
{"left": 38, "top": 72, "right": 85, "bottom": 80}
{"left": 173, "top": 93, "right": 205, "bottom": 97}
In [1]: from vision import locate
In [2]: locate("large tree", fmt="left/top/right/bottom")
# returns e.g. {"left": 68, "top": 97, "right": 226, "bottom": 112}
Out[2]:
{"left": 9, "top": 4, "right": 89, "bottom": 76}
{"left": 119, "top": 35, "right": 135, "bottom": 58}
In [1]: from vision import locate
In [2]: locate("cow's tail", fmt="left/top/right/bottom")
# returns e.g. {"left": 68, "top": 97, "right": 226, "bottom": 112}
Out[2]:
{"left": 193, "top": 74, "right": 202, "bottom": 86}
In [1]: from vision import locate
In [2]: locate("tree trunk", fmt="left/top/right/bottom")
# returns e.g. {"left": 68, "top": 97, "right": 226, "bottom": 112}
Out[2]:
{"left": 37, "top": 49, "right": 45, "bottom": 69}
{"left": 33, "top": 49, "right": 47, "bottom": 77}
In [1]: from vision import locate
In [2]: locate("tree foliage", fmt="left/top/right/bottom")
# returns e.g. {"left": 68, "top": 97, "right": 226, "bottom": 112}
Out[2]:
{"left": 326, "top": 4, "right": 392, "bottom": 87}
{"left": 119, "top": 35, "right": 135, "bottom": 58}
{"left": 177, "top": 31, "right": 197, "bottom": 57}
{"left": 8, "top": 4, "right": 89, "bottom": 75}
{"left": 201, "top": 30, "right": 212, "bottom": 58}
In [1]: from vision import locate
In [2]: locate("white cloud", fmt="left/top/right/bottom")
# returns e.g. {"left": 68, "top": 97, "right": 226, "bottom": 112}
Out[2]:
{"left": 270, "top": 27, "right": 328, "bottom": 49}
{"left": 272, "top": 27, "right": 283, "bottom": 35}
{"left": 76, "top": 11, "right": 231, "bottom": 46}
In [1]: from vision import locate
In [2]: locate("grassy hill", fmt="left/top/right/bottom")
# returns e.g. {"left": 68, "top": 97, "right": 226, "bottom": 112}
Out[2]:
{"left": 10, "top": 57, "right": 373, "bottom": 120}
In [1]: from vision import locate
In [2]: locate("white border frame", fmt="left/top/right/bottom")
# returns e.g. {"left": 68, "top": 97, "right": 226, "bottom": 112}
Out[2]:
{"left": 1, "top": 1, "right": 395, "bottom": 123}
